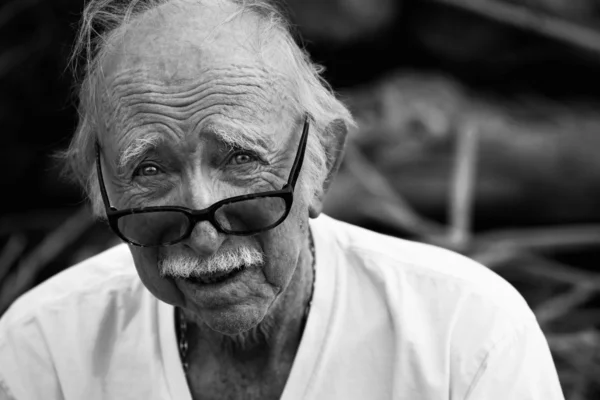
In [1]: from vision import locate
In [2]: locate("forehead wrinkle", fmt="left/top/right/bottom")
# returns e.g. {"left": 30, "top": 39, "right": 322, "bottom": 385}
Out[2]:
{"left": 105, "top": 66, "right": 278, "bottom": 99}
{"left": 99, "top": 66, "right": 289, "bottom": 138}
{"left": 102, "top": 81, "right": 273, "bottom": 122}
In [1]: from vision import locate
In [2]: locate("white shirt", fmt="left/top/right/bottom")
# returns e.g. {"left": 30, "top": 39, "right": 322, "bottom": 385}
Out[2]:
{"left": 0, "top": 215, "right": 564, "bottom": 400}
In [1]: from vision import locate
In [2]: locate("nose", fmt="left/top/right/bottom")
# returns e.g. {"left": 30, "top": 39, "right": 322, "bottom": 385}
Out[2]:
{"left": 185, "top": 220, "right": 226, "bottom": 258}
{"left": 182, "top": 177, "right": 227, "bottom": 257}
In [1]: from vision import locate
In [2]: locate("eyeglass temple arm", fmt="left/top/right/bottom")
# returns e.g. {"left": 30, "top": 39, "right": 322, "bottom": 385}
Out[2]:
{"left": 287, "top": 115, "right": 310, "bottom": 189}
{"left": 95, "top": 141, "right": 117, "bottom": 211}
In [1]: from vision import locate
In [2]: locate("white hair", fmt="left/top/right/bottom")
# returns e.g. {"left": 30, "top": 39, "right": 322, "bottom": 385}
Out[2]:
{"left": 62, "top": 0, "right": 355, "bottom": 216}
{"left": 158, "top": 244, "right": 264, "bottom": 278}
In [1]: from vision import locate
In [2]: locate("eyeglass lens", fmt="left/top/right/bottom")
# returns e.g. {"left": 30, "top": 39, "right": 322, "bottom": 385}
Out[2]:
{"left": 116, "top": 195, "right": 287, "bottom": 246}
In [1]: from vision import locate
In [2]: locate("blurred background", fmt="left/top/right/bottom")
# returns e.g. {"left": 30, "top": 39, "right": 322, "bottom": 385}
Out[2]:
{"left": 1, "top": 0, "right": 599, "bottom": 397}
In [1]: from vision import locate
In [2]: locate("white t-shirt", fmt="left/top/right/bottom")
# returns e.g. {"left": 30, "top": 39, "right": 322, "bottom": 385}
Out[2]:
{"left": 0, "top": 215, "right": 564, "bottom": 400}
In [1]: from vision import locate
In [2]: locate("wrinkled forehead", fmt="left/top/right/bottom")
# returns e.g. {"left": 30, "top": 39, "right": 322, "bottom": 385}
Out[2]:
{"left": 95, "top": 0, "right": 299, "bottom": 152}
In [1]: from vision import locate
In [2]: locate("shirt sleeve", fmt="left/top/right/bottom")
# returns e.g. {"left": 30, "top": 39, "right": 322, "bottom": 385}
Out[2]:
{"left": 464, "top": 320, "right": 565, "bottom": 400}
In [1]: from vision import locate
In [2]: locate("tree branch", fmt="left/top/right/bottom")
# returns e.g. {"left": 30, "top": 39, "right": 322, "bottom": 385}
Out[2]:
{"left": 448, "top": 123, "right": 479, "bottom": 250}
{"left": 430, "top": 0, "right": 600, "bottom": 59}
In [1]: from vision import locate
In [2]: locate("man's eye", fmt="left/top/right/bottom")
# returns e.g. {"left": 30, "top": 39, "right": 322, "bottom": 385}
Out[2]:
{"left": 134, "top": 164, "right": 162, "bottom": 177}
{"left": 230, "top": 152, "right": 257, "bottom": 165}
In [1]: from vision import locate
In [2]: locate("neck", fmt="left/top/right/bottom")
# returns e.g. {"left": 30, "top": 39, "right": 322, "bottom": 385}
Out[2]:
{"left": 181, "top": 231, "right": 315, "bottom": 366}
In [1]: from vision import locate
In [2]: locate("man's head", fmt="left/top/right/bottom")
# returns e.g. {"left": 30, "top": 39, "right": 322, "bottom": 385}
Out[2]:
{"left": 65, "top": 0, "right": 354, "bottom": 335}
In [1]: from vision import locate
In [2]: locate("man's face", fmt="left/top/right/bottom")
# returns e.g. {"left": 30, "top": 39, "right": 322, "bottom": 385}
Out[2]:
{"left": 97, "top": 5, "right": 315, "bottom": 335}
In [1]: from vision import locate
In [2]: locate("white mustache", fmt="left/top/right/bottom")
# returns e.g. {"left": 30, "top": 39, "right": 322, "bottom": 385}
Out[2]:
{"left": 158, "top": 246, "right": 265, "bottom": 279}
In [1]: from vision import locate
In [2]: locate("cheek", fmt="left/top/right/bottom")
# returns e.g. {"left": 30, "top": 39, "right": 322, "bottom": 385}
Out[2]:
{"left": 129, "top": 246, "right": 186, "bottom": 306}
{"left": 260, "top": 194, "right": 309, "bottom": 290}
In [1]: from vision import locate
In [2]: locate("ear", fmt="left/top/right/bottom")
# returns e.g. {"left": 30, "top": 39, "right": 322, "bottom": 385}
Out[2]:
{"left": 309, "top": 119, "right": 348, "bottom": 218}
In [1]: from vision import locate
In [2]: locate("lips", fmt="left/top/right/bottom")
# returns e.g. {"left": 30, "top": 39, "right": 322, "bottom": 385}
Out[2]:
{"left": 186, "top": 265, "right": 247, "bottom": 285}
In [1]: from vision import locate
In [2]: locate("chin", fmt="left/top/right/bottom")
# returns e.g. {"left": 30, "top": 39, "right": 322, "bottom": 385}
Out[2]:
{"left": 198, "top": 302, "right": 268, "bottom": 336}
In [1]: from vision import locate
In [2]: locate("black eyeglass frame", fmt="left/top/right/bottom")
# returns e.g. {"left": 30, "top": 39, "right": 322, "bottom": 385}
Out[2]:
{"left": 95, "top": 115, "right": 311, "bottom": 247}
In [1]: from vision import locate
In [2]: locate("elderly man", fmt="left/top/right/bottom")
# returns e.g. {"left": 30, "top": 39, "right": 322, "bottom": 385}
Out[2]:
{"left": 0, "top": 0, "right": 564, "bottom": 399}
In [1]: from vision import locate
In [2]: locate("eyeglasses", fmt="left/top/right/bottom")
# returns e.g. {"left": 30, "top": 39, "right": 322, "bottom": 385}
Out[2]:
{"left": 95, "top": 115, "right": 310, "bottom": 247}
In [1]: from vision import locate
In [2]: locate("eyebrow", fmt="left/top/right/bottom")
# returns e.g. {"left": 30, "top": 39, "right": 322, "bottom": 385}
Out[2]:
{"left": 117, "top": 133, "right": 166, "bottom": 172}
{"left": 204, "top": 124, "right": 274, "bottom": 155}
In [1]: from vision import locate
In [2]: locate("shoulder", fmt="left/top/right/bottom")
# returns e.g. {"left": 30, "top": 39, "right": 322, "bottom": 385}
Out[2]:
{"left": 0, "top": 244, "right": 146, "bottom": 398}
{"left": 0, "top": 244, "right": 160, "bottom": 399}
{"left": 311, "top": 215, "right": 552, "bottom": 396}
{"left": 311, "top": 214, "right": 535, "bottom": 327}
{"left": 0, "top": 243, "right": 146, "bottom": 346}
{"left": 1, "top": 244, "right": 139, "bottom": 324}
